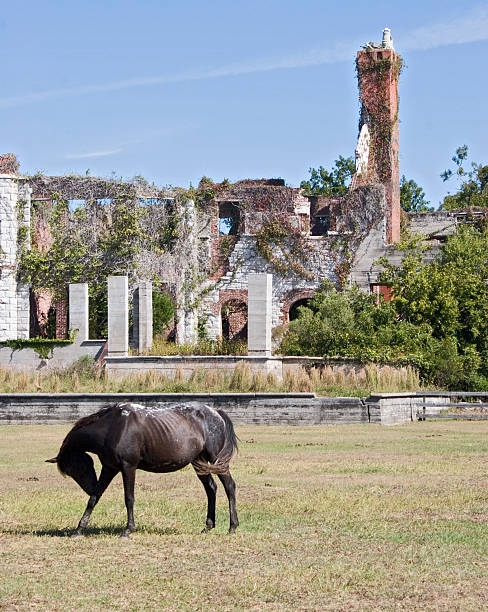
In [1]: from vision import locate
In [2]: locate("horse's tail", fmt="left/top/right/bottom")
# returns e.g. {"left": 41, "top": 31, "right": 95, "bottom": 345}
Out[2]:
{"left": 193, "top": 409, "right": 238, "bottom": 476}
{"left": 217, "top": 409, "right": 239, "bottom": 461}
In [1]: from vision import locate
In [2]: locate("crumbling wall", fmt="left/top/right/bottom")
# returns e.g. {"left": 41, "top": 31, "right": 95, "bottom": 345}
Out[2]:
{"left": 176, "top": 182, "right": 387, "bottom": 343}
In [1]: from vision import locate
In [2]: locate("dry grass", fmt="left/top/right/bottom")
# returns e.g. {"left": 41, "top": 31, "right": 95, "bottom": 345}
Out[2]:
{"left": 1, "top": 421, "right": 488, "bottom": 610}
{"left": 0, "top": 359, "right": 421, "bottom": 397}
{"left": 138, "top": 337, "right": 248, "bottom": 357}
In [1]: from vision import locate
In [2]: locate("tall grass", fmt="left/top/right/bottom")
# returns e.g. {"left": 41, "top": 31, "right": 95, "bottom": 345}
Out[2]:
{"left": 138, "top": 337, "right": 247, "bottom": 356}
{"left": 0, "top": 357, "right": 421, "bottom": 396}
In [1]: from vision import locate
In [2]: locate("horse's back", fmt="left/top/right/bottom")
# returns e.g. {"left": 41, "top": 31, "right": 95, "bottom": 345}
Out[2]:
{"left": 111, "top": 402, "right": 227, "bottom": 473}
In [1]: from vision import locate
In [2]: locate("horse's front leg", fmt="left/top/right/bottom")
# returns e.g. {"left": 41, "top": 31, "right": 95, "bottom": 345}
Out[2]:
{"left": 72, "top": 466, "right": 118, "bottom": 538}
{"left": 218, "top": 471, "right": 239, "bottom": 534}
{"left": 196, "top": 473, "right": 217, "bottom": 532}
{"left": 120, "top": 463, "right": 137, "bottom": 539}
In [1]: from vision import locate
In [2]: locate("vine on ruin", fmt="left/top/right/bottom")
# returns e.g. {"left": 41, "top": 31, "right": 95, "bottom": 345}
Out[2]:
{"left": 356, "top": 54, "right": 403, "bottom": 182}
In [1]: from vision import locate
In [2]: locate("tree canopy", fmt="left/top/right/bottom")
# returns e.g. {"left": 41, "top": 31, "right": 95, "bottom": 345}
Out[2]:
{"left": 301, "top": 156, "right": 431, "bottom": 214}
{"left": 300, "top": 156, "right": 356, "bottom": 196}
{"left": 399, "top": 176, "right": 432, "bottom": 213}
{"left": 440, "top": 145, "right": 488, "bottom": 210}
{"left": 281, "top": 223, "right": 488, "bottom": 390}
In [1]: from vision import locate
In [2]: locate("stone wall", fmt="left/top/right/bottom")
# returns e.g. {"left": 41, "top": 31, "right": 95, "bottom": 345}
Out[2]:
{"left": 0, "top": 175, "right": 31, "bottom": 340}
{"left": 0, "top": 392, "right": 367, "bottom": 426}
{"left": 0, "top": 392, "right": 442, "bottom": 426}
{"left": 0, "top": 340, "right": 105, "bottom": 372}
{"left": 365, "top": 393, "right": 445, "bottom": 426}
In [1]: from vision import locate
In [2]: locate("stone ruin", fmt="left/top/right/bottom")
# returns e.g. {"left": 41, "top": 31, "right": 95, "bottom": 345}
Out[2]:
{"left": 0, "top": 30, "right": 469, "bottom": 349}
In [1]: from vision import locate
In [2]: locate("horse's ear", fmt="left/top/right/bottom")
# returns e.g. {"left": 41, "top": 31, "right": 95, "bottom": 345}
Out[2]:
{"left": 45, "top": 456, "right": 58, "bottom": 463}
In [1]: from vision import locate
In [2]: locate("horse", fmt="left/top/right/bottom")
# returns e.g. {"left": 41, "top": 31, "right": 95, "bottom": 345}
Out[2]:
{"left": 46, "top": 402, "right": 239, "bottom": 538}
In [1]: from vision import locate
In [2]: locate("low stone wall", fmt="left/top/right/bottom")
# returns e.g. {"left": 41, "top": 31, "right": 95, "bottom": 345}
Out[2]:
{"left": 0, "top": 393, "right": 368, "bottom": 426}
{"left": 105, "top": 355, "right": 284, "bottom": 379}
{"left": 365, "top": 393, "right": 445, "bottom": 426}
{"left": 0, "top": 340, "right": 105, "bottom": 372}
{"left": 0, "top": 392, "right": 443, "bottom": 427}
{"left": 105, "top": 355, "right": 367, "bottom": 380}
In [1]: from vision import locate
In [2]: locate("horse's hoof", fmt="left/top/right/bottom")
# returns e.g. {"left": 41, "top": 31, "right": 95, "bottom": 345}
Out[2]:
{"left": 70, "top": 533, "right": 83, "bottom": 539}
{"left": 228, "top": 527, "right": 237, "bottom": 534}
{"left": 119, "top": 532, "right": 132, "bottom": 540}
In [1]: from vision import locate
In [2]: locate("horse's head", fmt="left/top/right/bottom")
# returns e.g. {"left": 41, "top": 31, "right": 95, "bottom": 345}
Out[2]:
{"left": 46, "top": 452, "right": 97, "bottom": 496}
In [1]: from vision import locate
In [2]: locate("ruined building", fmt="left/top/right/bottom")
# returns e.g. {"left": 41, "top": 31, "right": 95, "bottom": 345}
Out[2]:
{"left": 0, "top": 30, "right": 463, "bottom": 344}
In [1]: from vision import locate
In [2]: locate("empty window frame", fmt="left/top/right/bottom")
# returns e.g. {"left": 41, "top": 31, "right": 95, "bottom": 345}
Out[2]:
{"left": 218, "top": 202, "right": 240, "bottom": 235}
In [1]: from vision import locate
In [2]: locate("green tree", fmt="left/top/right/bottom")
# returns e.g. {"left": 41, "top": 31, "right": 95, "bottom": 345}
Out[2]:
{"left": 379, "top": 225, "right": 488, "bottom": 388}
{"left": 152, "top": 290, "right": 175, "bottom": 335}
{"left": 300, "top": 156, "right": 356, "bottom": 196}
{"left": 440, "top": 145, "right": 488, "bottom": 210}
{"left": 400, "top": 175, "right": 432, "bottom": 212}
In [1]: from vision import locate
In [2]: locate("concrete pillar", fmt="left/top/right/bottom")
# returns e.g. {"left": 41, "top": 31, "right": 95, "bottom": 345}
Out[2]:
{"left": 133, "top": 281, "right": 152, "bottom": 353}
{"left": 69, "top": 283, "right": 89, "bottom": 342}
{"left": 16, "top": 284, "right": 30, "bottom": 339}
{"left": 248, "top": 273, "right": 272, "bottom": 357}
{"left": 108, "top": 276, "right": 128, "bottom": 356}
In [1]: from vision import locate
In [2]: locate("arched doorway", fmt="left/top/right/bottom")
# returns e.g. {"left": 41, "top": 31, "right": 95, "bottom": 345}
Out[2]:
{"left": 289, "top": 298, "right": 312, "bottom": 321}
{"left": 221, "top": 299, "right": 247, "bottom": 341}
{"left": 280, "top": 289, "right": 316, "bottom": 324}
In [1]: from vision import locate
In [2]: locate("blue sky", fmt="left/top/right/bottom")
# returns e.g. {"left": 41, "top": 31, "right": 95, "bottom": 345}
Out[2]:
{"left": 2, "top": 1, "right": 487, "bottom": 207}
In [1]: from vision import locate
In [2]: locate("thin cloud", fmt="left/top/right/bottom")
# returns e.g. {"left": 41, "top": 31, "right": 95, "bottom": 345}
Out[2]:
{"left": 65, "top": 148, "right": 123, "bottom": 160}
{"left": 398, "top": 5, "right": 488, "bottom": 51}
{"left": 1, "top": 7, "right": 487, "bottom": 110}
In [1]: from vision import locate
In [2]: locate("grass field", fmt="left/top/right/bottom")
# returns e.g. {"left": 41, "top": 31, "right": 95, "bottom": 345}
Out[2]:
{"left": 1, "top": 421, "right": 488, "bottom": 611}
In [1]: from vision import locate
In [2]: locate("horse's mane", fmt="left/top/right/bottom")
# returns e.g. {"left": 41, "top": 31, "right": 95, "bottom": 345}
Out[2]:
{"left": 59, "top": 405, "right": 114, "bottom": 454}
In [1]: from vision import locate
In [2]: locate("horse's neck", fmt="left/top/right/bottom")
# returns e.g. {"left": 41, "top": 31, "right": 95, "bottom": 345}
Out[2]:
{"left": 69, "top": 420, "right": 107, "bottom": 454}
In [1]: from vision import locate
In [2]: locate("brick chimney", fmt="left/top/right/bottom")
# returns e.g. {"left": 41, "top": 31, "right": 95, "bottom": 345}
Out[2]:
{"left": 354, "top": 28, "right": 401, "bottom": 244}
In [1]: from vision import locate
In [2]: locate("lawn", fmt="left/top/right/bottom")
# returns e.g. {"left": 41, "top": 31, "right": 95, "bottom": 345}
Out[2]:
{"left": 1, "top": 421, "right": 488, "bottom": 611}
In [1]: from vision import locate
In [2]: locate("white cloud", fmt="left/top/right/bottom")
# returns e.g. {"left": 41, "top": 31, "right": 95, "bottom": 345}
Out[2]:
{"left": 397, "top": 5, "right": 488, "bottom": 51}
{"left": 65, "top": 148, "right": 123, "bottom": 159}
{"left": 1, "top": 7, "right": 487, "bottom": 110}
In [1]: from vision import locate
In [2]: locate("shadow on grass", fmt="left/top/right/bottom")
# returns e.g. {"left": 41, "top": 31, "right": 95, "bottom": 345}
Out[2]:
{"left": 3, "top": 525, "right": 184, "bottom": 537}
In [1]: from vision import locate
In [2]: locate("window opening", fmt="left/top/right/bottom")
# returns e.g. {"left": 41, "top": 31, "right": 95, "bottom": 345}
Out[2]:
{"left": 311, "top": 210, "right": 331, "bottom": 236}
{"left": 219, "top": 202, "right": 240, "bottom": 235}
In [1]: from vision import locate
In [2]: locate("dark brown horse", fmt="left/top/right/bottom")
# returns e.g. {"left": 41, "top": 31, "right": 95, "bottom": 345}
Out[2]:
{"left": 46, "top": 402, "right": 239, "bottom": 538}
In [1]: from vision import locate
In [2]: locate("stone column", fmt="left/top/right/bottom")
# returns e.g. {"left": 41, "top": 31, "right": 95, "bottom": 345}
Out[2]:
{"left": 108, "top": 276, "right": 128, "bottom": 356}
{"left": 248, "top": 273, "right": 272, "bottom": 357}
{"left": 16, "top": 284, "right": 30, "bottom": 339}
{"left": 133, "top": 281, "right": 152, "bottom": 353}
{"left": 69, "top": 283, "right": 89, "bottom": 342}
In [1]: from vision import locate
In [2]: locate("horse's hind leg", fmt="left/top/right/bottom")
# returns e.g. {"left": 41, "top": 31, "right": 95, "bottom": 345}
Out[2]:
{"left": 218, "top": 471, "right": 238, "bottom": 534}
{"left": 196, "top": 473, "right": 217, "bottom": 533}
{"left": 120, "top": 463, "right": 137, "bottom": 539}
{"left": 72, "top": 466, "right": 118, "bottom": 538}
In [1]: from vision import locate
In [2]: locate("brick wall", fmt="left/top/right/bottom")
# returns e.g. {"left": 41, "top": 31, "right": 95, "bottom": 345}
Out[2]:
{"left": 355, "top": 48, "right": 400, "bottom": 244}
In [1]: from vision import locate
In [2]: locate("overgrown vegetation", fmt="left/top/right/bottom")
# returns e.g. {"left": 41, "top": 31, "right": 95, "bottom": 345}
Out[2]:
{"left": 0, "top": 337, "right": 75, "bottom": 360}
{"left": 281, "top": 223, "right": 488, "bottom": 390}
{"left": 17, "top": 178, "right": 181, "bottom": 338}
{"left": 356, "top": 53, "right": 403, "bottom": 182}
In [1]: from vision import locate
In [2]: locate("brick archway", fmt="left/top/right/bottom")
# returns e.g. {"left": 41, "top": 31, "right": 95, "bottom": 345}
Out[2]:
{"left": 217, "top": 289, "right": 248, "bottom": 340}
{"left": 280, "top": 289, "right": 315, "bottom": 324}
